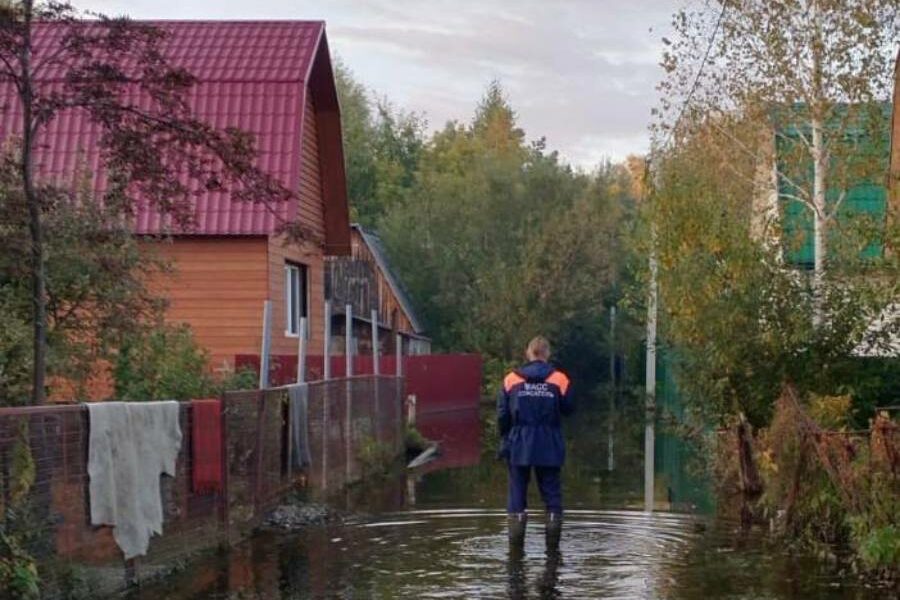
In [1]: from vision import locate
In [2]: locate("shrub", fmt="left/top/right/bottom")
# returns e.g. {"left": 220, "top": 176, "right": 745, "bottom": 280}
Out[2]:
{"left": 113, "top": 324, "right": 214, "bottom": 401}
{"left": 356, "top": 436, "right": 396, "bottom": 480}
{"left": 755, "top": 386, "right": 900, "bottom": 577}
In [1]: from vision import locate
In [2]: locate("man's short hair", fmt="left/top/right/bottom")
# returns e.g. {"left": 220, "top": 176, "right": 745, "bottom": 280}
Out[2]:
{"left": 526, "top": 336, "right": 551, "bottom": 361}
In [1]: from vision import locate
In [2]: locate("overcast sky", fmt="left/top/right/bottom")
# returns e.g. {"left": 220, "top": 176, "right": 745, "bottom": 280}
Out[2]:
{"left": 79, "top": 1, "right": 684, "bottom": 169}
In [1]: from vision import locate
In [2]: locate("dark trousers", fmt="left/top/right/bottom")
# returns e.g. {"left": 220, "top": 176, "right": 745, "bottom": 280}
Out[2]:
{"left": 507, "top": 464, "right": 562, "bottom": 515}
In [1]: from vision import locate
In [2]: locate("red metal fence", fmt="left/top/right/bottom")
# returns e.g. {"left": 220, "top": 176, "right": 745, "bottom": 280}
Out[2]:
{"left": 0, "top": 375, "right": 402, "bottom": 597}
{"left": 236, "top": 353, "right": 483, "bottom": 414}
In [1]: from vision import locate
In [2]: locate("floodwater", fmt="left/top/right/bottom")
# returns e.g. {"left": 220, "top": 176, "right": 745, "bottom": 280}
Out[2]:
{"left": 134, "top": 402, "right": 878, "bottom": 600}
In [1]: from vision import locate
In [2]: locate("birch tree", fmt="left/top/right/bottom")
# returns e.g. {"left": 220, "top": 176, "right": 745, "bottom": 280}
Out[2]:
{"left": 659, "top": 0, "right": 899, "bottom": 322}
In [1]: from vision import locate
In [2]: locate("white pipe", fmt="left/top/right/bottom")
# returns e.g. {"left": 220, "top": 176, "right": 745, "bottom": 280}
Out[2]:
{"left": 395, "top": 333, "right": 402, "bottom": 377}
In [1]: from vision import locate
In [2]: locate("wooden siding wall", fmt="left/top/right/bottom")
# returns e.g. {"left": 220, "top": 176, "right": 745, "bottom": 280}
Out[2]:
{"left": 266, "top": 89, "right": 328, "bottom": 358}
{"left": 325, "top": 258, "right": 378, "bottom": 319}
{"left": 268, "top": 235, "right": 326, "bottom": 358}
{"left": 148, "top": 85, "right": 334, "bottom": 372}
{"left": 325, "top": 229, "right": 416, "bottom": 335}
{"left": 354, "top": 231, "right": 416, "bottom": 334}
{"left": 297, "top": 92, "right": 326, "bottom": 240}
{"left": 146, "top": 237, "right": 269, "bottom": 372}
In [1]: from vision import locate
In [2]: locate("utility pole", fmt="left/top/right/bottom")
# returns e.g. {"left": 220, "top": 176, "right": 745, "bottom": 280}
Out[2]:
{"left": 608, "top": 304, "right": 616, "bottom": 472}
{"left": 645, "top": 236, "right": 658, "bottom": 513}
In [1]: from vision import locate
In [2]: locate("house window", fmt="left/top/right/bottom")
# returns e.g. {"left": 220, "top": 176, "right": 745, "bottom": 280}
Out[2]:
{"left": 285, "top": 263, "right": 309, "bottom": 337}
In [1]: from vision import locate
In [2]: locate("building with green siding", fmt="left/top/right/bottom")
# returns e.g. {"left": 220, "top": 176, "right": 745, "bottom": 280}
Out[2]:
{"left": 777, "top": 104, "right": 892, "bottom": 268}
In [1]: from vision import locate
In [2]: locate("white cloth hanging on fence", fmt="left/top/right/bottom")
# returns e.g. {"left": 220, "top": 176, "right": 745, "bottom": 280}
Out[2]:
{"left": 287, "top": 384, "right": 312, "bottom": 469}
{"left": 87, "top": 401, "right": 182, "bottom": 559}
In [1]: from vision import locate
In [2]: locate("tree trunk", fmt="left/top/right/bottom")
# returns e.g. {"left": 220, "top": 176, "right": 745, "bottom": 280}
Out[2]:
{"left": 20, "top": 0, "right": 46, "bottom": 405}
{"left": 811, "top": 114, "right": 827, "bottom": 328}
{"left": 809, "top": 0, "right": 827, "bottom": 328}
{"left": 736, "top": 413, "right": 762, "bottom": 528}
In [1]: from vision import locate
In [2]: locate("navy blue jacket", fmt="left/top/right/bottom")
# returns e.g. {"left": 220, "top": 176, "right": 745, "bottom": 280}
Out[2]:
{"left": 497, "top": 361, "right": 574, "bottom": 467}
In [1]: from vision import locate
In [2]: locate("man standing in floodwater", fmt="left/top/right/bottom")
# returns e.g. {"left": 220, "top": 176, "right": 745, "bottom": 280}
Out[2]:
{"left": 497, "top": 336, "right": 574, "bottom": 549}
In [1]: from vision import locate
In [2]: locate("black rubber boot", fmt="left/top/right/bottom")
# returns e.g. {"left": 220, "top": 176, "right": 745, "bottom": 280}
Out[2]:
{"left": 508, "top": 512, "right": 527, "bottom": 547}
{"left": 545, "top": 512, "right": 562, "bottom": 550}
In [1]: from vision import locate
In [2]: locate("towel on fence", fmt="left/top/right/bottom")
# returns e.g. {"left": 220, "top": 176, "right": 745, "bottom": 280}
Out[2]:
{"left": 191, "top": 399, "right": 223, "bottom": 495}
{"left": 288, "top": 384, "right": 312, "bottom": 469}
{"left": 87, "top": 401, "right": 182, "bottom": 560}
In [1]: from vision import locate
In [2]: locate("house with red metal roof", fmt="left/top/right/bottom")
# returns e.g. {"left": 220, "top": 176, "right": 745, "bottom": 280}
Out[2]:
{"left": 0, "top": 21, "right": 352, "bottom": 389}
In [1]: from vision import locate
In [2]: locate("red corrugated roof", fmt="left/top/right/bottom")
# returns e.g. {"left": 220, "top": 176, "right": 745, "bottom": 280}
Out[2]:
{"left": 0, "top": 20, "right": 329, "bottom": 235}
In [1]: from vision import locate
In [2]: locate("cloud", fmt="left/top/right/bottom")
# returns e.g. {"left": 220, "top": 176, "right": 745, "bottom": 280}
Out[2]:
{"left": 79, "top": 0, "right": 680, "bottom": 167}
{"left": 320, "top": 0, "right": 676, "bottom": 166}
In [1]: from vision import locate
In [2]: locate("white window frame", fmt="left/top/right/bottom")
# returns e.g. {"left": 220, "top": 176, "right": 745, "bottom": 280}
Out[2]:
{"left": 284, "top": 262, "right": 309, "bottom": 338}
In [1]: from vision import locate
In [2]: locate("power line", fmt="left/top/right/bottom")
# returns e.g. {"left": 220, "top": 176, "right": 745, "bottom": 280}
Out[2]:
{"left": 662, "top": 1, "right": 728, "bottom": 149}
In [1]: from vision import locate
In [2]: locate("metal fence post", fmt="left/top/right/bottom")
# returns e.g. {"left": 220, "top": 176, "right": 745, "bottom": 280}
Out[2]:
{"left": 324, "top": 301, "right": 332, "bottom": 380}
{"left": 371, "top": 309, "right": 379, "bottom": 376}
{"left": 345, "top": 304, "right": 353, "bottom": 484}
{"left": 219, "top": 391, "right": 230, "bottom": 543}
{"left": 297, "top": 317, "right": 307, "bottom": 384}
{"left": 345, "top": 303, "right": 353, "bottom": 378}
{"left": 259, "top": 300, "right": 272, "bottom": 389}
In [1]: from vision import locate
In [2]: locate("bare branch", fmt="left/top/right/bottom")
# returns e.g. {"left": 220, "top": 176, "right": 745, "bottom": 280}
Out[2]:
{"left": 826, "top": 189, "right": 848, "bottom": 223}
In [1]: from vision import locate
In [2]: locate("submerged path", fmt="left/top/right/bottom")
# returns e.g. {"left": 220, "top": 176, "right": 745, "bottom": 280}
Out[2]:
{"left": 133, "top": 404, "right": 873, "bottom": 599}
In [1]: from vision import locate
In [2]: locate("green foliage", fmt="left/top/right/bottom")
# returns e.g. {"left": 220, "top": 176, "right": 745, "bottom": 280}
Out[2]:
{"left": 217, "top": 367, "right": 260, "bottom": 393}
{"left": 0, "top": 421, "right": 39, "bottom": 600}
{"left": 0, "top": 289, "right": 31, "bottom": 406}
{"left": 113, "top": 323, "right": 257, "bottom": 401}
{"left": 642, "top": 117, "right": 900, "bottom": 428}
{"left": 404, "top": 424, "right": 429, "bottom": 454}
{"left": 113, "top": 323, "right": 213, "bottom": 401}
{"left": 9, "top": 422, "right": 35, "bottom": 508}
{"left": 854, "top": 524, "right": 900, "bottom": 572}
{"left": 370, "top": 79, "right": 640, "bottom": 388}
{"left": 334, "top": 60, "right": 425, "bottom": 228}
{"left": 355, "top": 436, "right": 396, "bottom": 480}
{"left": 0, "top": 173, "right": 166, "bottom": 404}
{"left": 753, "top": 393, "right": 900, "bottom": 577}
{"left": 335, "top": 65, "right": 644, "bottom": 390}
{"left": 0, "top": 532, "right": 38, "bottom": 600}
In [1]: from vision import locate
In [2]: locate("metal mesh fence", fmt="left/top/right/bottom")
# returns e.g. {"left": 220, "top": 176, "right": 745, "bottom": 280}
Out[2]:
{"left": 305, "top": 376, "right": 404, "bottom": 493}
{"left": 0, "top": 374, "right": 402, "bottom": 596}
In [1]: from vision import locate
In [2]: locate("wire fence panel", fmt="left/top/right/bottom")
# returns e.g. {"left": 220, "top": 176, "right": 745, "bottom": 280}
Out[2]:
{"left": 304, "top": 376, "right": 403, "bottom": 493}
{"left": 0, "top": 374, "right": 402, "bottom": 596}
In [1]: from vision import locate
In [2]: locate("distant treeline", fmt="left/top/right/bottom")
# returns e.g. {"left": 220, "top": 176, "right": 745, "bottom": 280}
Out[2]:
{"left": 335, "top": 63, "right": 643, "bottom": 388}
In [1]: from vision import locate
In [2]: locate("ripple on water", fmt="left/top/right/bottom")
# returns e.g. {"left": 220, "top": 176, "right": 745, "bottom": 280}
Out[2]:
{"left": 139, "top": 505, "right": 868, "bottom": 599}
{"left": 335, "top": 508, "right": 713, "bottom": 599}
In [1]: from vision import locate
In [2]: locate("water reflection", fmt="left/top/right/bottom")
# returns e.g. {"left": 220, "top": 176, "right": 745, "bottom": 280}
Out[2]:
{"left": 131, "top": 406, "right": 873, "bottom": 600}
{"left": 507, "top": 546, "right": 562, "bottom": 600}
{"left": 416, "top": 407, "right": 483, "bottom": 473}
{"left": 134, "top": 505, "right": 871, "bottom": 600}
